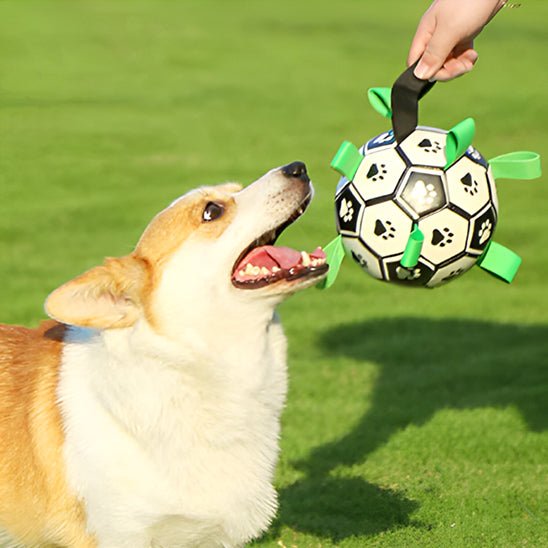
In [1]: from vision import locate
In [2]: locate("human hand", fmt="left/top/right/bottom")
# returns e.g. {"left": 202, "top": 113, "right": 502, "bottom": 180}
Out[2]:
{"left": 408, "top": 0, "right": 505, "bottom": 81}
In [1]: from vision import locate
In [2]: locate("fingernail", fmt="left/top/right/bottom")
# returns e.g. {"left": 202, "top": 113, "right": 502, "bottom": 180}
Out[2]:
{"left": 414, "top": 59, "right": 431, "bottom": 80}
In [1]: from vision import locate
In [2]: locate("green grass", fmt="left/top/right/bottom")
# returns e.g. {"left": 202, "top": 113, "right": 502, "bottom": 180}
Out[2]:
{"left": 1, "top": 0, "right": 547, "bottom": 546}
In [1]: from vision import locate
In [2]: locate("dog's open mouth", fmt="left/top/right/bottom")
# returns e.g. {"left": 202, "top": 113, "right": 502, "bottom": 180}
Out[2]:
{"left": 231, "top": 199, "right": 328, "bottom": 289}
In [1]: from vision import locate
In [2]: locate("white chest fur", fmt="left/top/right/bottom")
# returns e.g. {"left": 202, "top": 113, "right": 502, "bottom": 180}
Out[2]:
{"left": 57, "top": 318, "right": 287, "bottom": 548}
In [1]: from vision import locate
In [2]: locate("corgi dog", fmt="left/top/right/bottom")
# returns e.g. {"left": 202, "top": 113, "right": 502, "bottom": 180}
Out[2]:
{"left": 0, "top": 162, "right": 327, "bottom": 548}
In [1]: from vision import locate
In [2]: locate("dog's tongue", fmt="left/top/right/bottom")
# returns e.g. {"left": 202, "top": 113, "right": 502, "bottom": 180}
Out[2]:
{"left": 236, "top": 245, "right": 326, "bottom": 272}
{"left": 242, "top": 246, "right": 302, "bottom": 270}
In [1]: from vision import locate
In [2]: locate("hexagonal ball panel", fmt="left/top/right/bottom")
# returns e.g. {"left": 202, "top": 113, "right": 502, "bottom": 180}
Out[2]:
{"left": 359, "top": 200, "right": 413, "bottom": 258}
{"left": 468, "top": 204, "right": 497, "bottom": 254}
{"left": 445, "top": 155, "right": 491, "bottom": 217}
{"left": 352, "top": 147, "right": 407, "bottom": 202}
{"left": 365, "top": 130, "right": 396, "bottom": 152}
{"left": 383, "top": 256, "right": 435, "bottom": 286}
{"left": 418, "top": 209, "right": 470, "bottom": 266}
{"left": 426, "top": 255, "right": 478, "bottom": 288}
{"left": 396, "top": 167, "right": 447, "bottom": 219}
{"left": 342, "top": 236, "right": 384, "bottom": 280}
{"left": 335, "top": 183, "right": 365, "bottom": 236}
{"left": 398, "top": 126, "right": 448, "bottom": 168}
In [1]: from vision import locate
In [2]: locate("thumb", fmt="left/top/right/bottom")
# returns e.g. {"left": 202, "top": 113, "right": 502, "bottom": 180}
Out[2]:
{"left": 414, "top": 30, "right": 456, "bottom": 80}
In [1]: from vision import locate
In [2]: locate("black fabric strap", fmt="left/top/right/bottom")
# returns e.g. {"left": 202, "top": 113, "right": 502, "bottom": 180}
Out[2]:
{"left": 391, "top": 62, "right": 436, "bottom": 143}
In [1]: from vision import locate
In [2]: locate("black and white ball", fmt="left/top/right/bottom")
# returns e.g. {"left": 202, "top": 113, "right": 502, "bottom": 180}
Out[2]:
{"left": 335, "top": 126, "right": 498, "bottom": 287}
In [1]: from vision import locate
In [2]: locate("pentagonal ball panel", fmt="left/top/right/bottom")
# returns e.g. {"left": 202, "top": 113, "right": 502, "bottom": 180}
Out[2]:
{"left": 486, "top": 165, "right": 499, "bottom": 214}
{"left": 396, "top": 168, "right": 448, "bottom": 219}
{"left": 446, "top": 155, "right": 491, "bottom": 217}
{"left": 398, "top": 126, "right": 448, "bottom": 168}
{"left": 383, "top": 256, "right": 436, "bottom": 286}
{"left": 352, "top": 147, "right": 407, "bottom": 202}
{"left": 418, "top": 208, "right": 470, "bottom": 266}
{"left": 359, "top": 200, "right": 413, "bottom": 257}
{"left": 342, "top": 237, "right": 384, "bottom": 280}
{"left": 365, "top": 130, "right": 396, "bottom": 152}
{"left": 468, "top": 204, "right": 497, "bottom": 253}
{"left": 464, "top": 145, "right": 489, "bottom": 169}
{"left": 426, "top": 255, "right": 478, "bottom": 288}
{"left": 335, "top": 183, "right": 365, "bottom": 236}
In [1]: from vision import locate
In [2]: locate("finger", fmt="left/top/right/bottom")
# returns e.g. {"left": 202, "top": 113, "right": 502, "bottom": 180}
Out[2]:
{"left": 461, "top": 48, "right": 479, "bottom": 65}
{"left": 414, "top": 24, "right": 460, "bottom": 80}
{"left": 407, "top": 13, "right": 435, "bottom": 67}
{"left": 432, "top": 54, "right": 476, "bottom": 82}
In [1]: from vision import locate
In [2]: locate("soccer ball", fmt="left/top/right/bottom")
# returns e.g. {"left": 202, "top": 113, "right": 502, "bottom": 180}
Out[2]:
{"left": 335, "top": 126, "right": 498, "bottom": 288}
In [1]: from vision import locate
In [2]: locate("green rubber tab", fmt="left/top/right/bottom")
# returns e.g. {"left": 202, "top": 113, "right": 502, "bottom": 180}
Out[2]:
{"left": 489, "top": 151, "right": 542, "bottom": 180}
{"left": 316, "top": 235, "right": 346, "bottom": 290}
{"left": 367, "top": 87, "right": 392, "bottom": 119}
{"left": 330, "top": 141, "right": 363, "bottom": 181}
{"left": 400, "top": 226, "right": 424, "bottom": 268}
{"left": 445, "top": 117, "right": 476, "bottom": 169}
{"left": 476, "top": 241, "right": 522, "bottom": 283}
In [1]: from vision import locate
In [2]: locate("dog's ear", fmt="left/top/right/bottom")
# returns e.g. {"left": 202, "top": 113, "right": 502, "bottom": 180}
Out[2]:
{"left": 45, "top": 255, "right": 149, "bottom": 329}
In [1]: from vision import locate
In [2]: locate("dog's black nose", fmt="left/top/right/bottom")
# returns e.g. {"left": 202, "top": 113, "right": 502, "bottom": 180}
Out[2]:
{"left": 281, "top": 161, "right": 309, "bottom": 183}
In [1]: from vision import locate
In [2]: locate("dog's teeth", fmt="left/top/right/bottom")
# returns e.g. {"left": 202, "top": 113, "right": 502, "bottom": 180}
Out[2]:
{"left": 301, "top": 251, "right": 311, "bottom": 267}
{"left": 251, "top": 266, "right": 261, "bottom": 276}
{"left": 260, "top": 267, "right": 269, "bottom": 276}
{"left": 239, "top": 269, "right": 246, "bottom": 277}
{"left": 272, "top": 266, "right": 281, "bottom": 273}
{"left": 244, "top": 263, "right": 255, "bottom": 275}
{"left": 298, "top": 207, "right": 304, "bottom": 215}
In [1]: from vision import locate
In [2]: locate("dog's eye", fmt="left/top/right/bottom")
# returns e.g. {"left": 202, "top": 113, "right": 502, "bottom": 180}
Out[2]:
{"left": 202, "top": 202, "right": 224, "bottom": 222}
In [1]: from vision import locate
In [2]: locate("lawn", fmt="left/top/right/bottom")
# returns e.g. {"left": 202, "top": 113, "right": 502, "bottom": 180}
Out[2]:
{"left": 0, "top": 0, "right": 547, "bottom": 546}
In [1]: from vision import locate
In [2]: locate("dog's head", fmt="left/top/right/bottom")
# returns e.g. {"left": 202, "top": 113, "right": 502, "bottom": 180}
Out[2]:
{"left": 45, "top": 162, "right": 327, "bottom": 340}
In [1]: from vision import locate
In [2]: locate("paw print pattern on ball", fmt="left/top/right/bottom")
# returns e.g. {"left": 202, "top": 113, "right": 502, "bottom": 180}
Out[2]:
{"left": 343, "top": 237, "right": 384, "bottom": 280}
{"left": 352, "top": 147, "right": 406, "bottom": 202}
{"left": 445, "top": 155, "right": 493, "bottom": 217}
{"left": 418, "top": 138, "right": 442, "bottom": 154}
{"left": 351, "top": 251, "right": 368, "bottom": 269}
{"left": 426, "top": 255, "right": 477, "bottom": 287}
{"left": 469, "top": 205, "right": 497, "bottom": 252}
{"left": 334, "top": 183, "right": 364, "bottom": 236}
{"left": 339, "top": 198, "right": 354, "bottom": 223}
{"left": 460, "top": 173, "right": 479, "bottom": 196}
{"left": 431, "top": 227, "right": 454, "bottom": 248}
{"left": 360, "top": 201, "right": 412, "bottom": 257}
{"left": 374, "top": 219, "right": 396, "bottom": 241}
{"left": 411, "top": 179, "right": 438, "bottom": 206}
{"left": 396, "top": 265, "right": 421, "bottom": 280}
{"left": 366, "top": 163, "right": 387, "bottom": 182}
{"left": 397, "top": 169, "right": 447, "bottom": 218}
{"left": 419, "top": 209, "right": 469, "bottom": 266}
{"left": 478, "top": 219, "right": 492, "bottom": 245}
{"left": 384, "top": 257, "right": 435, "bottom": 286}
{"left": 398, "top": 126, "right": 448, "bottom": 168}
{"left": 443, "top": 269, "right": 463, "bottom": 282}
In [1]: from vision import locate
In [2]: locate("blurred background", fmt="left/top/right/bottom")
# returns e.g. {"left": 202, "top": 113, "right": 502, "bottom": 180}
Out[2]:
{"left": 0, "top": 1, "right": 546, "bottom": 546}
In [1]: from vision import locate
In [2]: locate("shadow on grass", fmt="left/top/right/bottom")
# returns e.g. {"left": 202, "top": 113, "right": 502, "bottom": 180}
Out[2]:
{"left": 268, "top": 318, "right": 548, "bottom": 542}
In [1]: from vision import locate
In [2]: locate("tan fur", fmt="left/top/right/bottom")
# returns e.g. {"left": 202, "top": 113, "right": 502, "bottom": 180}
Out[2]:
{"left": 135, "top": 183, "right": 241, "bottom": 267}
{"left": 1, "top": 185, "right": 242, "bottom": 546}
{"left": 0, "top": 178, "right": 294, "bottom": 546}
{"left": 0, "top": 321, "right": 96, "bottom": 547}
{"left": 46, "top": 184, "right": 242, "bottom": 332}
{"left": 45, "top": 256, "right": 149, "bottom": 330}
